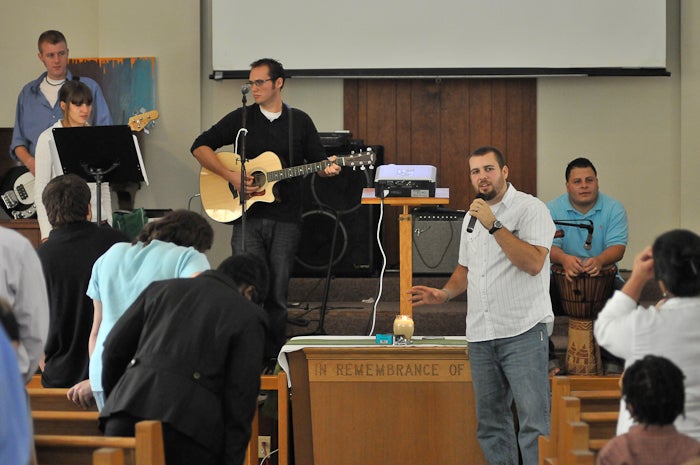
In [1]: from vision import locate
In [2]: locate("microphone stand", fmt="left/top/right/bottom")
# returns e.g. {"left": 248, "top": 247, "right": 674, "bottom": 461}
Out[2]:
{"left": 239, "top": 85, "right": 249, "bottom": 252}
{"left": 81, "top": 161, "right": 120, "bottom": 226}
{"left": 553, "top": 219, "right": 594, "bottom": 250}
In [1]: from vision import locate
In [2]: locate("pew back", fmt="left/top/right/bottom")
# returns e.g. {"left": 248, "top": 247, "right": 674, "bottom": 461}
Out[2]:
{"left": 28, "top": 387, "right": 98, "bottom": 412}
{"left": 29, "top": 371, "right": 290, "bottom": 465}
{"left": 539, "top": 375, "right": 621, "bottom": 465}
{"left": 34, "top": 420, "right": 164, "bottom": 465}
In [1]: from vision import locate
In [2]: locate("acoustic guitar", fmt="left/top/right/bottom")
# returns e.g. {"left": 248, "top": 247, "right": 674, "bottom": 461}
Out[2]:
{"left": 199, "top": 150, "right": 375, "bottom": 223}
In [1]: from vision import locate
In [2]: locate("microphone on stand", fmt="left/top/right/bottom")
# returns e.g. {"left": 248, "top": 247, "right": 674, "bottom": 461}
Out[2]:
{"left": 467, "top": 193, "right": 486, "bottom": 233}
{"left": 241, "top": 84, "right": 250, "bottom": 105}
{"left": 552, "top": 219, "right": 594, "bottom": 250}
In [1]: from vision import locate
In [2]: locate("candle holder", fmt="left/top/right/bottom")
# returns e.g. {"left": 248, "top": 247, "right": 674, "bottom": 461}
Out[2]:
{"left": 393, "top": 314, "right": 415, "bottom": 345}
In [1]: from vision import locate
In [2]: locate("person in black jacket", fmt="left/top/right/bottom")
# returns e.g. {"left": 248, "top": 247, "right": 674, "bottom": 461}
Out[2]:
{"left": 100, "top": 254, "right": 269, "bottom": 465}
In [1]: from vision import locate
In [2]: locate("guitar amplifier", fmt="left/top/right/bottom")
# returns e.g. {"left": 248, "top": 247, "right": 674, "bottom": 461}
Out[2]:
{"left": 412, "top": 208, "right": 466, "bottom": 275}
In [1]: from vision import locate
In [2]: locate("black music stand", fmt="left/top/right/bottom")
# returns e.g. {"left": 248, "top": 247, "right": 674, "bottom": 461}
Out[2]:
{"left": 53, "top": 125, "right": 148, "bottom": 225}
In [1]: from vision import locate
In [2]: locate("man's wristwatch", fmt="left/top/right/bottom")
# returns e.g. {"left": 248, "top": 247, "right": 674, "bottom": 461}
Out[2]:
{"left": 489, "top": 220, "right": 503, "bottom": 235}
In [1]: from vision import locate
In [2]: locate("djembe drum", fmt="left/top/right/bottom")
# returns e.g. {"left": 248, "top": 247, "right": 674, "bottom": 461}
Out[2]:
{"left": 551, "top": 264, "right": 616, "bottom": 375}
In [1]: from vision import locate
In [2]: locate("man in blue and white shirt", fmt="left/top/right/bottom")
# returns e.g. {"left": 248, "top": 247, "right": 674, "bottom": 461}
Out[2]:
{"left": 11, "top": 30, "right": 111, "bottom": 175}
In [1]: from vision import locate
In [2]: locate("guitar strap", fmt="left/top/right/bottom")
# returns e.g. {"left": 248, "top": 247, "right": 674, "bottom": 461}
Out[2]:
{"left": 286, "top": 103, "right": 295, "bottom": 166}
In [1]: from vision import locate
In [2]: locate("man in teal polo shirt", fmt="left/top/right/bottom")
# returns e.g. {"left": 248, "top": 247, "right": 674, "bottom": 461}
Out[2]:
{"left": 548, "top": 157, "right": 628, "bottom": 374}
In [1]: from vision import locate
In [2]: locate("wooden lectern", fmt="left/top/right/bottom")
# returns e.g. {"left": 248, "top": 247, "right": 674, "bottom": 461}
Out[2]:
{"left": 361, "top": 187, "right": 450, "bottom": 317}
{"left": 279, "top": 336, "right": 485, "bottom": 465}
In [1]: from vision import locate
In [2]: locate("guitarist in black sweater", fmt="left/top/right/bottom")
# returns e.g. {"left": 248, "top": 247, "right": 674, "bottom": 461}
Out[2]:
{"left": 191, "top": 58, "right": 340, "bottom": 362}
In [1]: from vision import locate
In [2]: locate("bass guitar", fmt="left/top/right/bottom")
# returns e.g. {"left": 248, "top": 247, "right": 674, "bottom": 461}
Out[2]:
{"left": 0, "top": 166, "right": 35, "bottom": 219}
{"left": 199, "top": 150, "right": 375, "bottom": 223}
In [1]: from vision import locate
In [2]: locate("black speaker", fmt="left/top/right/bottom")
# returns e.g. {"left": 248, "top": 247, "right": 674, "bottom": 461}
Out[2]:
{"left": 294, "top": 144, "right": 383, "bottom": 277}
{"left": 412, "top": 208, "right": 466, "bottom": 275}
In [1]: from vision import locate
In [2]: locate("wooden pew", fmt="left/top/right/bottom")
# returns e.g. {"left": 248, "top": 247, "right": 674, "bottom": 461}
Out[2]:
{"left": 539, "top": 375, "right": 621, "bottom": 465}
{"left": 29, "top": 371, "right": 290, "bottom": 465}
{"left": 33, "top": 410, "right": 102, "bottom": 435}
{"left": 246, "top": 370, "right": 289, "bottom": 465}
{"left": 34, "top": 420, "right": 165, "bottom": 465}
{"left": 28, "top": 373, "right": 43, "bottom": 388}
{"left": 93, "top": 448, "right": 126, "bottom": 465}
{"left": 28, "top": 387, "right": 98, "bottom": 412}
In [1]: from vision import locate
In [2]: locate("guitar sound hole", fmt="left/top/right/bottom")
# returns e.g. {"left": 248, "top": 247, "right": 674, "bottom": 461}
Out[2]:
{"left": 252, "top": 171, "right": 266, "bottom": 187}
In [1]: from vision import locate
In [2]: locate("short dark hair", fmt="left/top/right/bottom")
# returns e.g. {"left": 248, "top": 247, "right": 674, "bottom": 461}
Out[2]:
{"left": 652, "top": 229, "right": 700, "bottom": 297}
{"left": 59, "top": 79, "right": 93, "bottom": 107}
{"left": 622, "top": 355, "right": 686, "bottom": 427}
{"left": 250, "top": 58, "right": 285, "bottom": 89}
{"left": 217, "top": 254, "right": 270, "bottom": 305}
{"left": 42, "top": 174, "right": 91, "bottom": 227}
{"left": 470, "top": 146, "right": 506, "bottom": 168}
{"left": 134, "top": 209, "right": 213, "bottom": 252}
{"left": 38, "top": 30, "right": 67, "bottom": 52}
{"left": 565, "top": 157, "right": 597, "bottom": 181}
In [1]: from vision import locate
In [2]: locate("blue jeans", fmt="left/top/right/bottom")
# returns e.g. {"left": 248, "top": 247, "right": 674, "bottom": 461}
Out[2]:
{"left": 232, "top": 217, "right": 300, "bottom": 359}
{"left": 468, "top": 323, "right": 550, "bottom": 465}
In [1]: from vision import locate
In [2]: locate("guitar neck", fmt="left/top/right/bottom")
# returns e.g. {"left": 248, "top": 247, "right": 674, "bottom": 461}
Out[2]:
{"left": 267, "top": 159, "right": 336, "bottom": 182}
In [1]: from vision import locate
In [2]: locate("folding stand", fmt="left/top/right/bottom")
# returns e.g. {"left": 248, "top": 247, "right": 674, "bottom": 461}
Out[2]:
{"left": 53, "top": 125, "right": 148, "bottom": 225}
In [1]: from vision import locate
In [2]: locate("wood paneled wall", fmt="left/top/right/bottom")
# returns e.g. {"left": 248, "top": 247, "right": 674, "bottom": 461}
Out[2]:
{"left": 343, "top": 79, "right": 537, "bottom": 267}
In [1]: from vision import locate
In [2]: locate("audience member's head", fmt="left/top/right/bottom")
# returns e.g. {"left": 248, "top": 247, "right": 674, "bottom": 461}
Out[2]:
{"left": 42, "top": 174, "right": 91, "bottom": 227}
{"left": 0, "top": 297, "right": 20, "bottom": 348}
{"left": 652, "top": 229, "right": 700, "bottom": 297}
{"left": 622, "top": 355, "right": 686, "bottom": 427}
{"left": 217, "top": 254, "right": 269, "bottom": 305}
{"left": 134, "top": 209, "right": 213, "bottom": 252}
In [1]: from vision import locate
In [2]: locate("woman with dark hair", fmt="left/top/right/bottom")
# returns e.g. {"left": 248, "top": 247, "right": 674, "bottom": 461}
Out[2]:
{"left": 34, "top": 79, "right": 112, "bottom": 240}
{"left": 67, "top": 209, "right": 213, "bottom": 411}
{"left": 595, "top": 229, "right": 700, "bottom": 440}
{"left": 596, "top": 355, "right": 700, "bottom": 465}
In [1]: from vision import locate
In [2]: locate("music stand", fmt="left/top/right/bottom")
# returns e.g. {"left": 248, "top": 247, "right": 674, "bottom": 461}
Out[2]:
{"left": 53, "top": 125, "right": 149, "bottom": 225}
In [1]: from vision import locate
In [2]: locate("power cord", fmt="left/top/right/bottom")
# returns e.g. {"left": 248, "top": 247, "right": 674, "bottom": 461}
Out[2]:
{"left": 366, "top": 194, "right": 388, "bottom": 336}
{"left": 259, "top": 448, "right": 278, "bottom": 464}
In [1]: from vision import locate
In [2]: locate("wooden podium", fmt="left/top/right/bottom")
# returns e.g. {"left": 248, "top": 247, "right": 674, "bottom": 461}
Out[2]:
{"left": 361, "top": 188, "right": 450, "bottom": 317}
{"left": 280, "top": 337, "right": 486, "bottom": 465}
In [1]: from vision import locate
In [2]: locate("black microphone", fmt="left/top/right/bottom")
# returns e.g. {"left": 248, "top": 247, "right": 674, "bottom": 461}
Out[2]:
{"left": 241, "top": 84, "right": 251, "bottom": 95}
{"left": 467, "top": 193, "right": 486, "bottom": 233}
{"left": 584, "top": 225, "right": 593, "bottom": 250}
